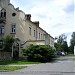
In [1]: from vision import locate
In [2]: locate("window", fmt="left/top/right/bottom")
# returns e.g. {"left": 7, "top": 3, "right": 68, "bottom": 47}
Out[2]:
{"left": 29, "top": 27, "right": 31, "bottom": 35}
{"left": 0, "top": 9, "right": 6, "bottom": 18}
{"left": 49, "top": 39, "right": 50, "bottom": 44}
{"left": 34, "top": 30, "right": 36, "bottom": 37}
{"left": 12, "top": 13, "right": 16, "bottom": 17}
{"left": 43, "top": 34, "right": 45, "bottom": 40}
{"left": 4, "top": 12, "right": 6, "bottom": 17}
{"left": 1, "top": 26, "right": 4, "bottom": 34}
{"left": 1, "top": 12, "right": 3, "bottom": 17}
{"left": 36, "top": 31, "right": 38, "bottom": 39}
{"left": 0, "top": 26, "right": 4, "bottom": 34}
{"left": 41, "top": 34, "right": 42, "bottom": 40}
{"left": 11, "top": 24, "right": 16, "bottom": 33}
{"left": 39, "top": 32, "right": 40, "bottom": 39}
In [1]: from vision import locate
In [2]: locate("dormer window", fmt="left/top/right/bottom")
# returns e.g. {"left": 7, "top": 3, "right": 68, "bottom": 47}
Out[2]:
{"left": 0, "top": 8, "right": 6, "bottom": 18}
{"left": 4, "top": 12, "right": 6, "bottom": 17}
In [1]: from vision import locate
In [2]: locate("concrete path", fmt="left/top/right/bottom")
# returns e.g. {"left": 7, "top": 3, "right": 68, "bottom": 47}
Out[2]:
{"left": 0, "top": 56, "right": 75, "bottom": 75}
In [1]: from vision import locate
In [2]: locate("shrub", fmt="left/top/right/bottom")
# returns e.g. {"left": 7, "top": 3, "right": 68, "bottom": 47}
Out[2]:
{"left": 22, "top": 44, "right": 56, "bottom": 62}
{"left": 3, "top": 35, "right": 14, "bottom": 52}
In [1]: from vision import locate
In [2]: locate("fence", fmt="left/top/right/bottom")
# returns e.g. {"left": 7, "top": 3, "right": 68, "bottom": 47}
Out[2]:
{"left": 0, "top": 52, "right": 12, "bottom": 61}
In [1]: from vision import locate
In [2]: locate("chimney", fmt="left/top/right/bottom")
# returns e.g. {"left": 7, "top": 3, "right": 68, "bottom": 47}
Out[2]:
{"left": 33, "top": 21, "right": 39, "bottom": 27}
{"left": 25, "top": 14, "right": 31, "bottom": 21}
{"left": 16, "top": 7, "right": 19, "bottom": 11}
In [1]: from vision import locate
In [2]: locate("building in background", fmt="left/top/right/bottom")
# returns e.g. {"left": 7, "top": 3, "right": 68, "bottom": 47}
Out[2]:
{"left": 0, "top": 0, "right": 54, "bottom": 57}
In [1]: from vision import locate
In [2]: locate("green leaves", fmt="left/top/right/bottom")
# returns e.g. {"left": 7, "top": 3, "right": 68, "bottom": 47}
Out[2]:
{"left": 22, "top": 45, "right": 56, "bottom": 62}
{"left": 70, "top": 32, "right": 75, "bottom": 53}
{"left": 2, "top": 35, "right": 14, "bottom": 52}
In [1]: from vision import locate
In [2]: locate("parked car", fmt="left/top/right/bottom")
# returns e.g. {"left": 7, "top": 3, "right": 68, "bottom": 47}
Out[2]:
{"left": 61, "top": 52, "right": 65, "bottom": 56}
{"left": 56, "top": 51, "right": 65, "bottom": 56}
{"left": 56, "top": 51, "right": 62, "bottom": 55}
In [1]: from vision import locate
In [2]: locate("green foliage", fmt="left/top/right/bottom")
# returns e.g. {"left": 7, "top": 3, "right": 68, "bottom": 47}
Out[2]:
{"left": 22, "top": 44, "right": 56, "bottom": 62}
{"left": 54, "top": 43, "right": 61, "bottom": 50}
{"left": 61, "top": 41, "right": 69, "bottom": 52}
{"left": 3, "top": 35, "right": 14, "bottom": 52}
{"left": 70, "top": 32, "right": 75, "bottom": 53}
{"left": 71, "top": 32, "right": 75, "bottom": 45}
{"left": 55, "top": 34, "right": 69, "bottom": 52}
{"left": 0, "top": 66, "right": 26, "bottom": 71}
{"left": 57, "top": 33, "right": 67, "bottom": 45}
{"left": 0, "top": 60, "right": 40, "bottom": 65}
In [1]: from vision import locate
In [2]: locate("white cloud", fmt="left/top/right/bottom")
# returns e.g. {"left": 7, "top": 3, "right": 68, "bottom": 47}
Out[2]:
{"left": 11, "top": 0, "right": 74, "bottom": 44}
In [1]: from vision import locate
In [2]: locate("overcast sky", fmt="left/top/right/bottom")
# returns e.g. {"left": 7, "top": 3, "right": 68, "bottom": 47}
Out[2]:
{"left": 10, "top": 0, "right": 75, "bottom": 45}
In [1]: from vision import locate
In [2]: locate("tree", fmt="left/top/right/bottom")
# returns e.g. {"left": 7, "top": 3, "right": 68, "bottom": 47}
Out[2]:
{"left": 57, "top": 33, "right": 67, "bottom": 45}
{"left": 61, "top": 41, "right": 68, "bottom": 52}
{"left": 3, "top": 35, "right": 14, "bottom": 52}
{"left": 55, "top": 33, "right": 68, "bottom": 51}
{"left": 70, "top": 32, "right": 75, "bottom": 53}
{"left": 54, "top": 43, "right": 61, "bottom": 50}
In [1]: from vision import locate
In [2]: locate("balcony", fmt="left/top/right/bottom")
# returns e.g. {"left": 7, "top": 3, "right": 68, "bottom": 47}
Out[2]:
{"left": 0, "top": 17, "right": 6, "bottom": 24}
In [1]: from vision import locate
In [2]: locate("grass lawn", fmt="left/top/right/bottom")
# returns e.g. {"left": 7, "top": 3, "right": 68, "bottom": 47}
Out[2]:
{"left": 0, "top": 66, "right": 26, "bottom": 71}
{"left": 66, "top": 54, "right": 74, "bottom": 56}
{"left": 0, "top": 60, "right": 40, "bottom": 65}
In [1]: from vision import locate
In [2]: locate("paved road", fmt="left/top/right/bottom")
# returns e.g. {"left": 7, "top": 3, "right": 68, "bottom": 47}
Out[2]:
{"left": 0, "top": 56, "right": 75, "bottom": 75}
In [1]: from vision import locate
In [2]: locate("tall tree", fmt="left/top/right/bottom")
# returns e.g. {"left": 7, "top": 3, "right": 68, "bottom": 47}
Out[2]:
{"left": 54, "top": 43, "right": 61, "bottom": 50}
{"left": 57, "top": 33, "right": 67, "bottom": 45}
{"left": 70, "top": 32, "right": 75, "bottom": 53}
{"left": 61, "top": 41, "right": 68, "bottom": 52}
{"left": 55, "top": 33, "right": 68, "bottom": 52}
{"left": 3, "top": 35, "right": 14, "bottom": 52}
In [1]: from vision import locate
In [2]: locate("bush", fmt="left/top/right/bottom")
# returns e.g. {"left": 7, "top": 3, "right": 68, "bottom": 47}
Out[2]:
{"left": 3, "top": 35, "right": 14, "bottom": 52}
{"left": 22, "top": 44, "right": 56, "bottom": 62}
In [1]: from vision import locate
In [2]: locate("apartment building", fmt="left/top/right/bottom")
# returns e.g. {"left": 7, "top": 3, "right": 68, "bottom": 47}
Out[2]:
{"left": 0, "top": 0, "right": 54, "bottom": 57}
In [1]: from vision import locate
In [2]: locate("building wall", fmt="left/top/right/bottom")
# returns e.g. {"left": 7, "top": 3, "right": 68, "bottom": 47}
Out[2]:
{"left": 25, "top": 20, "right": 46, "bottom": 41}
{"left": 0, "top": 2, "right": 26, "bottom": 42}
{"left": 0, "top": 52, "right": 12, "bottom": 61}
{"left": 24, "top": 20, "right": 37, "bottom": 41}
{"left": 49, "top": 36, "right": 54, "bottom": 47}
{"left": 24, "top": 40, "right": 45, "bottom": 48}
{"left": 0, "top": 0, "right": 54, "bottom": 48}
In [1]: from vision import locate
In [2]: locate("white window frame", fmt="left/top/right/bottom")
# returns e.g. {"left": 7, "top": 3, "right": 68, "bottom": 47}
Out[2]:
{"left": 11, "top": 23, "right": 16, "bottom": 33}
{"left": 1, "top": 26, "right": 4, "bottom": 34}
{"left": 0, "top": 25, "right": 4, "bottom": 34}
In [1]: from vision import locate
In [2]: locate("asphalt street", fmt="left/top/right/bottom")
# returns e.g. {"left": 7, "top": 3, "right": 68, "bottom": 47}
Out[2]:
{"left": 0, "top": 56, "right": 75, "bottom": 75}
